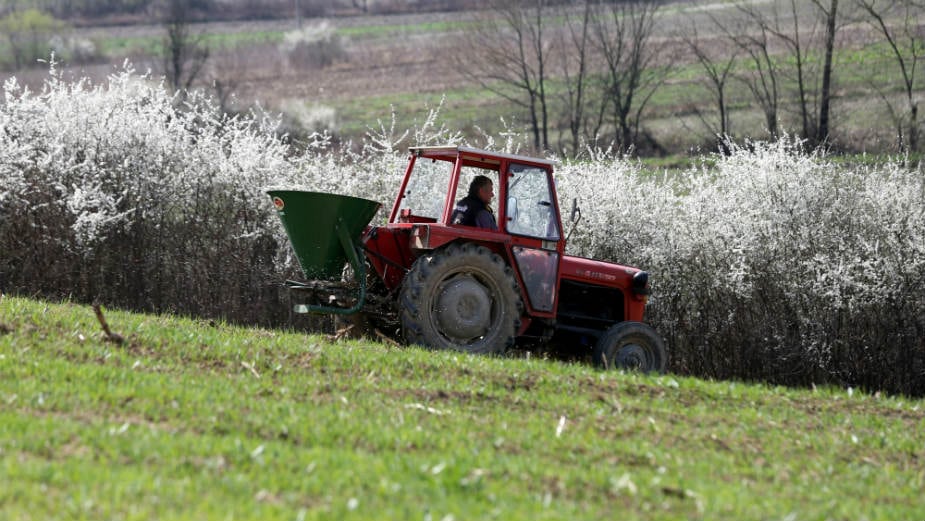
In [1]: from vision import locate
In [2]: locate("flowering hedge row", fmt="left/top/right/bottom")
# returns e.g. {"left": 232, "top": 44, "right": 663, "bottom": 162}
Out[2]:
{"left": 2, "top": 68, "right": 922, "bottom": 394}
{"left": 558, "top": 141, "right": 925, "bottom": 395}
{"left": 0, "top": 66, "right": 303, "bottom": 323}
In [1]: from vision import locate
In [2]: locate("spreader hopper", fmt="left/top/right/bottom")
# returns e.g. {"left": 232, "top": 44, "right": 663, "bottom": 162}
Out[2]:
{"left": 267, "top": 189, "right": 380, "bottom": 314}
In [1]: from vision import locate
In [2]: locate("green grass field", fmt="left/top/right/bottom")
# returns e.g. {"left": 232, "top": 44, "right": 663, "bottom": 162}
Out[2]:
{"left": 1, "top": 296, "right": 922, "bottom": 520}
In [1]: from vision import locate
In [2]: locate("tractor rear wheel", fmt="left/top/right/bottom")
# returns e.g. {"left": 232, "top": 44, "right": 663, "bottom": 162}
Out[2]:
{"left": 400, "top": 242, "right": 522, "bottom": 354}
{"left": 594, "top": 321, "right": 667, "bottom": 373}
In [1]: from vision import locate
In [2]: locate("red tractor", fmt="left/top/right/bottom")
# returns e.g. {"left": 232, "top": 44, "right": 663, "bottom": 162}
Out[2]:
{"left": 269, "top": 145, "right": 666, "bottom": 372}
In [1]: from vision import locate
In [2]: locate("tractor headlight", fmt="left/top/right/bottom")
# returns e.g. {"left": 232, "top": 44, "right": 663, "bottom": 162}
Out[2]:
{"left": 632, "top": 271, "right": 650, "bottom": 300}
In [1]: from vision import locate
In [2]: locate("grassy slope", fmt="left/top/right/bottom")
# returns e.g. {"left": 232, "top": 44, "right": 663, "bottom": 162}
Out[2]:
{"left": 0, "top": 296, "right": 922, "bottom": 520}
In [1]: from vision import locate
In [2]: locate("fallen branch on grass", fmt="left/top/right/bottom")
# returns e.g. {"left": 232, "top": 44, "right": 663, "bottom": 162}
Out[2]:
{"left": 241, "top": 361, "right": 261, "bottom": 379}
{"left": 327, "top": 323, "right": 354, "bottom": 342}
{"left": 92, "top": 303, "right": 124, "bottom": 345}
{"left": 374, "top": 329, "right": 401, "bottom": 347}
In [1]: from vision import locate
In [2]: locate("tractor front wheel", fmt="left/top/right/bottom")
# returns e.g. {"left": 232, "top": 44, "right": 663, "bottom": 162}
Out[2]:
{"left": 400, "top": 243, "right": 522, "bottom": 354}
{"left": 594, "top": 321, "right": 667, "bottom": 373}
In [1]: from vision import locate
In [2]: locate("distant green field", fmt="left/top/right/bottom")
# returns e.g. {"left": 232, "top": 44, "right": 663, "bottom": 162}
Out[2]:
{"left": 94, "top": 16, "right": 468, "bottom": 56}
{"left": 1, "top": 296, "right": 922, "bottom": 520}
{"left": 2, "top": 3, "right": 911, "bottom": 156}
{"left": 98, "top": 30, "right": 286, "bottom": 56}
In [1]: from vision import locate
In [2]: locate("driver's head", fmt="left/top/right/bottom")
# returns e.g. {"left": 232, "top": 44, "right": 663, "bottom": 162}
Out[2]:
{"left": 468, "top": 175, "right": 494, "bottom": 204}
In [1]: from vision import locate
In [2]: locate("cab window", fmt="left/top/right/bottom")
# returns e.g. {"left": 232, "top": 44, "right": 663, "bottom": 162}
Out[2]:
{"left": 505, "top": 164, "right": 560, "bottom": 240}
{"left": 396, "top": 158, "right": 452, "bottom": 221}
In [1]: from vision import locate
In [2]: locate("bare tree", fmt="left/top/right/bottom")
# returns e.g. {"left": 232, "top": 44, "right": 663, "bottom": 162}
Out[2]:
{"left": 730, "top": 1, "right": 815, "bottom": 140}
{"left": 856, "top": 0, "right": 923, "bottom": 152}
{"left": 680, "top": 13, "right": 739, "bottom": 143}
{"left": 159, "top": 0, "right": 210, "bottom": 93}
{"left": 722, "top": 7, "right": 781, "bottom": 139}
{"left": 590, "top": 0, "right": 668, "bottom": 153}
{"left": 555, "top": 0, "right": 594, "bottom": 155}
{"left": 715, "top": 1, "right": 846, "bottom": 146}
{"left": 460, "top": 0, "right": 552, "bottom": 151}
{"left": 749, "top": 0, "right": 845, "bottom": 146}
{"left": 812, "top": 0, "right": 840, "bottom": 146}
{"left": 772, "top": 1, "right": 817, "bottom": 140}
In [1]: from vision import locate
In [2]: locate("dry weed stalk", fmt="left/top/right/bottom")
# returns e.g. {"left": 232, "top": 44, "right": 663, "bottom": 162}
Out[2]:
{"left": 241, "top": 361, "right": 261, "bottom": 378}
{"left": 374, "top": 329, "right": 401, "bottom": 347}
{"left": 92, "top": 303, "right": 124, "bottom": 345}
{"left": 0, "top": 291, "right": 10, "bottom": 335}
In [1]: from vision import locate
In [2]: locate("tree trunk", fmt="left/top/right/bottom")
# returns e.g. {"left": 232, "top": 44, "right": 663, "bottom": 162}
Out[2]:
{"left": 817, "top": 0, "right": 838, "bottom": 146}
{"left": 529, "top": 91, "right": 541, "bottom": 150}
{"left": 909, "top": 103, "right": 919, "bottom": 152}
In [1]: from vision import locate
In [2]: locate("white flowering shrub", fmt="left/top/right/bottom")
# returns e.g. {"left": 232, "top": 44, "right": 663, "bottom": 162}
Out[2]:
{"left": 279, "top": 21, "right": 346, "bottom": 70}
{"left": 284, "top": 101, "right": 338, "bottom": 134}
{"left": 557, "top": 139, "right": 925, "bottom": 395}
{"left": 48, "top": 35, "right": 101, "bottom": 64}
{"left": 0, "top": 64, "right": 302, "bottom": 321}
{"left": 1, "top": 66, "right": 922, "bottom": 394}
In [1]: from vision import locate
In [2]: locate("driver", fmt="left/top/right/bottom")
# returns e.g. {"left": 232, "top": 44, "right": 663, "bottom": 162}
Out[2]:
{"left": 451, "top": 175, "right": 498, "bottom": 231}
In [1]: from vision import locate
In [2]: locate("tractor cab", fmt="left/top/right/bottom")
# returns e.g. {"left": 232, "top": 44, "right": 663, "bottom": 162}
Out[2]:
{"left": 384, "top": 146, "right": 564, "bottom": 317}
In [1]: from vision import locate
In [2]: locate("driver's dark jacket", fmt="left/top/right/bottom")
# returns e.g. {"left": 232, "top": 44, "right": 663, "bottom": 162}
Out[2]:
{"left": 451, "top": 195, "right": 498, "bottom": 230}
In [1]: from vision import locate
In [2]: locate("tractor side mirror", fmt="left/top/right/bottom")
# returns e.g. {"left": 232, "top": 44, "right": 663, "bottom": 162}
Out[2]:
{"left": 507, "top": 197, "right": 518, "bottom": 222}
{"left": 570, "top": 198, "right": 581, "bottom": 223}
{"left": 565, "top": 197, "right": 581, "bottom": 244}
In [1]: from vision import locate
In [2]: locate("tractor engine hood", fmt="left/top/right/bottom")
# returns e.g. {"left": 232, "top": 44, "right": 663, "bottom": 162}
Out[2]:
{"left": 560, "top": 255, "right": 649, "bottom": 296}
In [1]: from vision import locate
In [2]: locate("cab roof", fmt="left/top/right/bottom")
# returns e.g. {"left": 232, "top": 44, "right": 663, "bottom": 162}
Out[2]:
{"left": 408, "top": 145, "right": 557, "bottom": 170}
